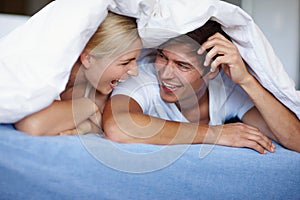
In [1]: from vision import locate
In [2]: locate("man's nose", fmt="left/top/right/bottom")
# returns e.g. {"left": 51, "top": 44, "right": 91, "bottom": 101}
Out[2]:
{"left": 160, "top": 61, "right": 175, "bottom": 78}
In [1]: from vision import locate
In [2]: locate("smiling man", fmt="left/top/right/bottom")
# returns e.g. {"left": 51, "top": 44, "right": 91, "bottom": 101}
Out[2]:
{"left": 103, "top": 20, "right": 300, "bottom": 154}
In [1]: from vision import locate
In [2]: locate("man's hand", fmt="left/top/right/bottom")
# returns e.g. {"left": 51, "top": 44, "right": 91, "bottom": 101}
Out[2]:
{"left": 198, "top": 32, "right": 252, "bottom": 86}
{"left": 211, "top": 123, "right": 276, "bottom": 154}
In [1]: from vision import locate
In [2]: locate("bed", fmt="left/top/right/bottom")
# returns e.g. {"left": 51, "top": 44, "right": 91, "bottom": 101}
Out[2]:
{"left": 1, "top": 124, "right": 300, "bottom": 199}
{"left": 1, "top": 1, "right": 300, "bottom": 199}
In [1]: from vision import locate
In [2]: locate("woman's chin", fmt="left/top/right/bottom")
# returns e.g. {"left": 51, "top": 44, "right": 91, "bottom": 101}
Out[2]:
{"left": 95, "top": 86, "right": 112, "bottom": 96}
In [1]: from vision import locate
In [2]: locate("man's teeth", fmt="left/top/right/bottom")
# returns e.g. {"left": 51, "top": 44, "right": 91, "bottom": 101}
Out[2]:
{"left": 162, "top": 81, "right": 177, "bottom": 89}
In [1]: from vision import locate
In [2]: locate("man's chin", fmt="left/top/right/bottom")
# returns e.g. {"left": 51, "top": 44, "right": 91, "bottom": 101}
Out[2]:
{"left": 160, "top": 90, "right": 179, "bottom": 103}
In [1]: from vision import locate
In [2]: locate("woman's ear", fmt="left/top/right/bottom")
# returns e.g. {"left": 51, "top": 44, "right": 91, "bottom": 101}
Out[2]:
{"left": 80, "top": 51, "right": 93, "bottom": 69}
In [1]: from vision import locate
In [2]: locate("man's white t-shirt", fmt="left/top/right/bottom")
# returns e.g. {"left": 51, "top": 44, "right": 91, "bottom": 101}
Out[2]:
{"left": 112, "top": 52, "right": 254, "bottom": 125}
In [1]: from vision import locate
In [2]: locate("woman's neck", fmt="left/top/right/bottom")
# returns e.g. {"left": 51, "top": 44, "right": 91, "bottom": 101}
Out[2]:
{"left": 87, "top": 87, "right": 109, "bottom": 113}
{"left": 70, "top": 60, "right": 109, "bottom": 113}
{"left": 70, "top": 60, "right": 87, "bottom": 85}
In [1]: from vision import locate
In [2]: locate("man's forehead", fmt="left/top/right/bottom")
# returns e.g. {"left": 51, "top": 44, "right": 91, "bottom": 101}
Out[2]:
{"left": 162, "top": 44, "right": 200, "bottom": 63}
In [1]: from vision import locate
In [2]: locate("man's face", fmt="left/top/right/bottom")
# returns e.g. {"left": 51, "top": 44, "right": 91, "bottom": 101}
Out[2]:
{"left": 155, "top": 42, "right": 207, "bottom": 104}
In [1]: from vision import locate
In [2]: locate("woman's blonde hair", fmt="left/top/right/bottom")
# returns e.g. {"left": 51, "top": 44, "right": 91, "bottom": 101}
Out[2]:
{"left": 84, "top": 12, "right": 139, "bottom": 58}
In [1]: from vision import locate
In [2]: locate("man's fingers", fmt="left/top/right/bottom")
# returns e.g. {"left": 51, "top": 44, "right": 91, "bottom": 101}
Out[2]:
{"left": 221, "top": 123, "right": 276, "bottom": 154}
{"left": 246, "top": 133, "right": 275, "bottom": 153}
{"left": 242, "top": 140, "right": 267, "bottom": 154}
{"left": 244, "top": 124, "right": 276, "bottom": 152}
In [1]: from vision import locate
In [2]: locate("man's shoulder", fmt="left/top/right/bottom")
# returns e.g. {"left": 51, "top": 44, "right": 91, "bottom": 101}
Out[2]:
{"left": 130, "top": 50, "right": 158, "bottom": 84}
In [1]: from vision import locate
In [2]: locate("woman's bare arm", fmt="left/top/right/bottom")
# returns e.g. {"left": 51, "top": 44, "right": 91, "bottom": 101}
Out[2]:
{"left": 15, "top": 98, "right": 98, "bottom": 136}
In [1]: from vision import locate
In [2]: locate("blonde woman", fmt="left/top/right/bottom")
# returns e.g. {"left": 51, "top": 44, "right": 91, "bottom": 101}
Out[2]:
{"left": 15, "top": 12, "right": 142, "bottom": 136}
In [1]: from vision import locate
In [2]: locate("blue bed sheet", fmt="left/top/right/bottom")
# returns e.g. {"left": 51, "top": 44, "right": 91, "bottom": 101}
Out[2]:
{"left": 0, "top": 124, "right": 299, "bottom": 200}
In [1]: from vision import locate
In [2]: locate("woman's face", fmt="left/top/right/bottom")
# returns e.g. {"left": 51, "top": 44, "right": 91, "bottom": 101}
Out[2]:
{"left": 84, "top": 38, "right": 142, "bottom": 95}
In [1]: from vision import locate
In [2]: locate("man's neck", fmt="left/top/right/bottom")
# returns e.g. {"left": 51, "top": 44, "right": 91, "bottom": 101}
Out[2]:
{"left": 177, "top": 89, "right": 210, "bottom": 124}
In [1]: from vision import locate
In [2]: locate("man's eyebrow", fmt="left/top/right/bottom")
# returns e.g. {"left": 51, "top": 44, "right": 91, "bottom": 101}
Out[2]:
{"left": 157, "top": 48, "right": 168, "bottom": 54}
{"left": 158, "top": 48, "right": 194, "bottom": 67}
{"left": 174, "top": 60, "right": 193, "bottom": 67}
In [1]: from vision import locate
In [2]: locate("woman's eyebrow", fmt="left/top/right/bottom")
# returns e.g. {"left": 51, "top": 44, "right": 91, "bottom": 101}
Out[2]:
{"left": 119, "top": 57, "right": 135, "bottom": 62}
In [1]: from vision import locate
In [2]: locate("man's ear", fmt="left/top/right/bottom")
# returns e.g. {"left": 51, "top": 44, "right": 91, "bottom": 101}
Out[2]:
{"left": 80, "top": 51, "right": 93, "bottom": 69}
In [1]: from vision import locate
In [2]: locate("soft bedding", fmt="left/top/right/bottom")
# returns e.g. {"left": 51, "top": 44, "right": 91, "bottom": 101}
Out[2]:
{"left": 1, "top": 124, "right": 300, "bottom": 199}
{"left": 0, "top": 0, "right": 299, "bottom": 123}
{"left": 111, "top": 0, "right": 300, "bottom": 118}
{"left": 0, "top": 1, "right": 300, "bottom": 199}
{"left": 0, "top": 0, "right": 109, "bottom": 123}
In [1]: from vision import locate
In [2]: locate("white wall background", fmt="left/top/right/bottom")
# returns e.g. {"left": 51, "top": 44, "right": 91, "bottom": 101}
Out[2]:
{"left": 241, "top": 0, "right": 300, "bottom": 88}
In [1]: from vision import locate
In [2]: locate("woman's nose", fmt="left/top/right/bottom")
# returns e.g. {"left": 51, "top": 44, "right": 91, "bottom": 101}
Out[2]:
{"left": 127, "top": 61, "right": 139, "bottom": 76}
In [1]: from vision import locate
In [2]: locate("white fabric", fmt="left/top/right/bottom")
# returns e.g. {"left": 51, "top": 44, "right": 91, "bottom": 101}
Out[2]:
{"left": 0, "top": 0, "right": 109, "bottom": 123}
{"left": 111, "top": 0, "right": 300, "bottom": 119}
{"left": 84, "top": 83, "right": 93, "bottom": 99}
{"left": 112, "top": 50, "right": 254, "bottom": 125}
{"left": 207, "top": 70, "right": 254, "bottom": 125}
{"left": 0, "top": 0, "right": 299, "bottom": 123}
{"left": 0, "top": 14, "right": 30, "bottom": 38}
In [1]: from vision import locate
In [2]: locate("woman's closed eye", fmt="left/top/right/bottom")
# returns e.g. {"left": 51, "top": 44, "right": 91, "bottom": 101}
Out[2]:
{"left": 120, "top": 61, "right": 130, "bottom": 66}
{"left": 120, "top": 58, "right": 135, "bottom": 66}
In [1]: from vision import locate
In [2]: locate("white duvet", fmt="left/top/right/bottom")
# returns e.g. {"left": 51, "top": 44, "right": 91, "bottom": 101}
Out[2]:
{"left": 0, "top": 0, "right": 299, "bottom": 123}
